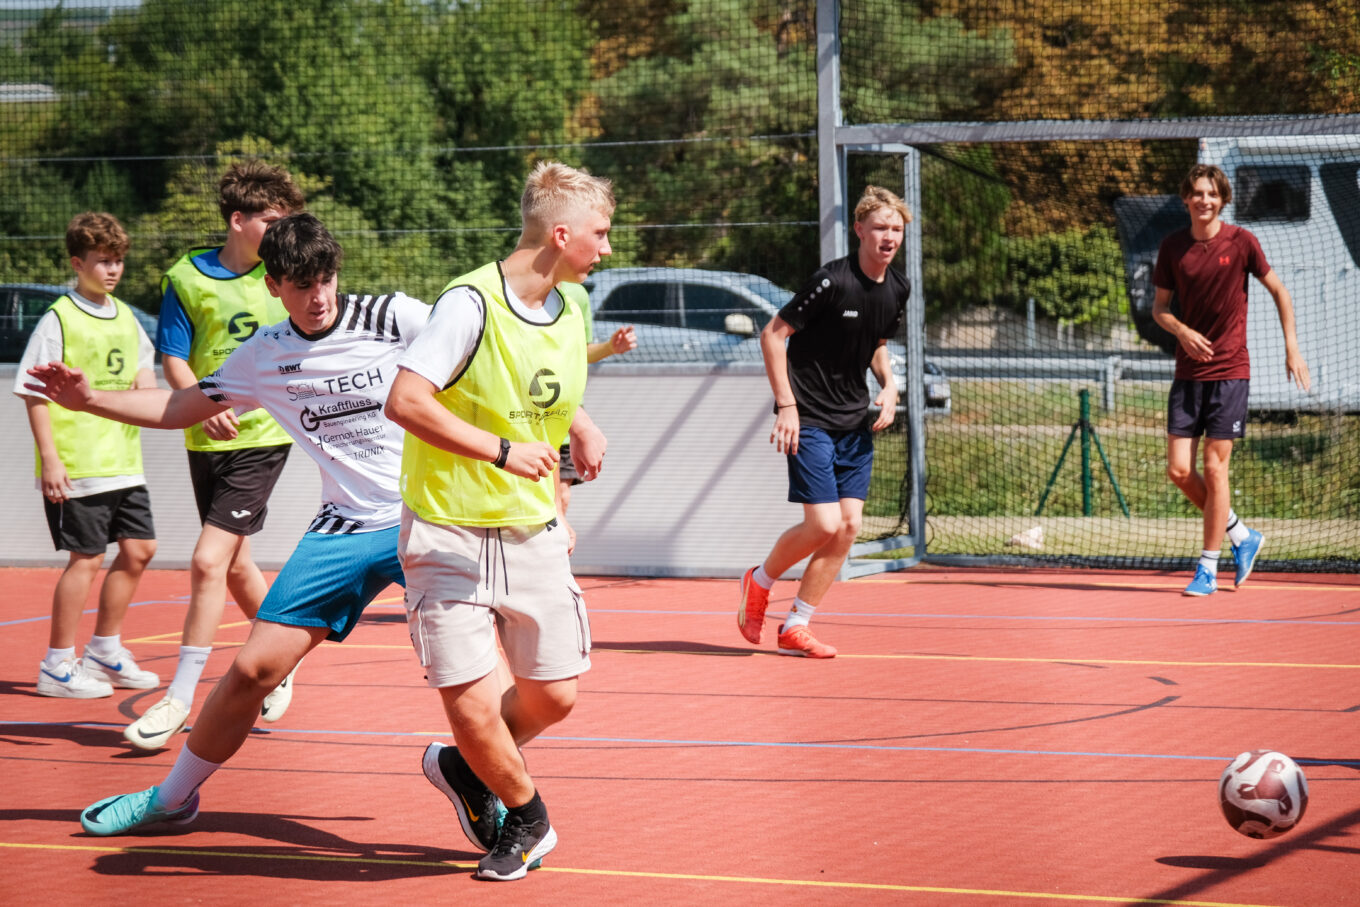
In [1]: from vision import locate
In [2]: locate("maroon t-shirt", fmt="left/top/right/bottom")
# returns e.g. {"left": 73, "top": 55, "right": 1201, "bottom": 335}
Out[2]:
{"left": 1152, "top": 223, "right": 1270, "bottom": 381}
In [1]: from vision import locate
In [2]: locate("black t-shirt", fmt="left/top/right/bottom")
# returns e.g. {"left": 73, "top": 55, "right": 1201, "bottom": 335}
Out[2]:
{"left": 778, "top": 255, "right": 909, "bottom": 431}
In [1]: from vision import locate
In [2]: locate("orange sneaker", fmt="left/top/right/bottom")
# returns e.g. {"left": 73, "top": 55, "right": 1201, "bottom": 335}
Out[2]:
{"left": 737, "top": 567, "right": 770, "bottom": 644}
{"left": 776, "top": 623, "right": 837, "bottom": 658}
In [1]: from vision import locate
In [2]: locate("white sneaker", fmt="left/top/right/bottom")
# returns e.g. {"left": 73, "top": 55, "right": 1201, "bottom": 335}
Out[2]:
{"left": 124, "top": 696, "right": 190, "bottom": 750}
{"left": 37, "top": 658, "right": 113, "bottom": 699}
{"left": 260, "top": 660, "right": 300, "bottom": 723}
{"left": 82, "top": 646, "right": 160, "bottom": 689}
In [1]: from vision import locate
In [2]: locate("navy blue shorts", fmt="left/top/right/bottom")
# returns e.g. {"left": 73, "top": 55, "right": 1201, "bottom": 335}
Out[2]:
{"left": 1167, "top": 378, "right": 1250, "bottom": 440}
{"left": 787, "top": 426, "right": 875, "bottom": 504}
{"left": 257, "top": 526, "right": 405, "bottom": 642}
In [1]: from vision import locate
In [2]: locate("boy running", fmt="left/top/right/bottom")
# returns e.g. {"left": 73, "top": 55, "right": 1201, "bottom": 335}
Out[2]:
{"left": 386, "top": 160, "right": 610, "bottom": 881}
{"left": 737, "top": 186, "right": 909, "bottom": 658}
{"left": 129, "top": 160, "right": 306, "bottom": 749}
{"left": 1152, "top": 164, "right": 1310, "bottom": 595}
{"left": 27, "top": 214, "right": 425, "bottom": 835}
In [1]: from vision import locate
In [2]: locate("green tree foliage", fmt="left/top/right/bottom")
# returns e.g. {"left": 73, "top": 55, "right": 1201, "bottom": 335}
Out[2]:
{"left": 585, "top": 0, "right": 819, "bottom": 286}
{"left": 1005, "top": 224, "right": 1126, "bottom": 329}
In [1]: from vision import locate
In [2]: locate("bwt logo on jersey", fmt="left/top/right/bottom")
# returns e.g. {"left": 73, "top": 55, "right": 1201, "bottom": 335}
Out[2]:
{"left": 528, "top": 368, "right": 561, "bottom": 408}
{"left": 278, "top": 363, "right": 302, "bottom": 374}
{"left": 227, "top": 311, "right": 261, "bottom": 342}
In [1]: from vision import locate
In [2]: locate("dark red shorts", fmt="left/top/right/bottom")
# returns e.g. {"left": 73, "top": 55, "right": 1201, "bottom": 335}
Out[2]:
{"left": 1167, "top": 378, "right": 1250, "bottom": 440}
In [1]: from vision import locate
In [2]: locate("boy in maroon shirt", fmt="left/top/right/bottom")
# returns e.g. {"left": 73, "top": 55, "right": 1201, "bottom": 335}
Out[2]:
{"left": 1152, "top": 164, "right": 1310, "bottom": 596}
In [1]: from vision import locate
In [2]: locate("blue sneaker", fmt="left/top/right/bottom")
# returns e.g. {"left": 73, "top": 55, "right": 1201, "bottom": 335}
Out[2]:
{"left": 1183, "top": 564, "right": 1217, "bottom": 597}
{"left": 1232, "top": 529, "right": 1265, "bottom": 588}
{"left": 80, "top": 786, "right": 199, "bottom": 836}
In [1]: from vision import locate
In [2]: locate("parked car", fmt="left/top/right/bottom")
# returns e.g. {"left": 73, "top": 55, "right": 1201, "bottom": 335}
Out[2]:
{"left": 1, "top": 283, "right": 158, "bottom": 361}
{"left": 581, "top": 267, "right": 950, "bottom": 414}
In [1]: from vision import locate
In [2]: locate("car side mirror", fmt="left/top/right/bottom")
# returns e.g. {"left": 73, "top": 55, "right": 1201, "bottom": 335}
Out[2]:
{"left": 724, "top": 312, "right": 756, "bottom": 336}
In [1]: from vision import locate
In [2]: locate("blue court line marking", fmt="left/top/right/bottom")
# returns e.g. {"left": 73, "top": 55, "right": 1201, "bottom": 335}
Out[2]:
{"left": 6, "top": 720, "right": 1357, "bottom": 767}
{"left": 0, "top": 599, "right": 188, "bottom": 628}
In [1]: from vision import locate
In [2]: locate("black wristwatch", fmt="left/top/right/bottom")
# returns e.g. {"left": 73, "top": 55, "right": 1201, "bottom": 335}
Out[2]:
{"left": 492, "top": 436, "right": 511, "bottom": 469}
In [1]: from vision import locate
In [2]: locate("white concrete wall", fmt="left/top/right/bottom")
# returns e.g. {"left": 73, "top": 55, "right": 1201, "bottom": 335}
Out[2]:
{"left": 2, "top": 363, "right": 804, "bottom": 577}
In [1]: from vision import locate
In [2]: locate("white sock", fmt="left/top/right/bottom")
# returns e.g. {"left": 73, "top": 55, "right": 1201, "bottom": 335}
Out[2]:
{"left": 44, "top": 646, "right": 75, "bottom": 667}
{"left": 168, "top": 646, "right": 213, "bottom": 706}
{"left": 783, "top": 596, "right": 816, "bottom": 631}
{"left": 155, "top": 745, "right": 220, "bottom": 810}
{"left": 87, "top": 634, "right": 122, "bottom": 658}
{"left": 1199, "top": 550, "right": 1220, "bottom": 577}
{"left": 752, "top": 565, "right": 775, "bottom": 590}
{"left": 1225, "top": 511, "right": 1250, "bottom": 547}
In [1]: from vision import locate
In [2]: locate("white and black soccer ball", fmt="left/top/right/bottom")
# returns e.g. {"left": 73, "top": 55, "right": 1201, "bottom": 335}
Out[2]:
{"left": 1219, "top": 749, "right": 1309, "bottom": 839}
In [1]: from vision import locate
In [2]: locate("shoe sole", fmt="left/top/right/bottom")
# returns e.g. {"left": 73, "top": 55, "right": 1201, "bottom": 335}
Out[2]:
{"left": 1182, "top": 587, "right": 1216, "bottom": 597}
{"left": 124, "top": 710, "right": 189, "bottom": 751}
{"left": 1235, "top": 537, "right": 1264, "bottom": 588}
{"left": 776, "top": 645, "right": 836, "bottom": 658}
{"left": 36, "top": 680, "right": 113, "bottom": 699}
{"left": 422, "top": 742, "right": 494, "bottom": 853}
{"left": 737, "top": 569, "right": 765, "bottom": 644}
{"left": 476, "top": 825, "right": 557, "bottom": 881}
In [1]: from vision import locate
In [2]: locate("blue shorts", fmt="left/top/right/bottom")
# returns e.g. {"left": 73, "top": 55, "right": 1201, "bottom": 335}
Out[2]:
{"left": 257, "top": 526, "right": 405, "bottom": 642}
{"left": 787, "top": 426, "right": 875, "bottom": 504}
{"left": 1167, "top": 378, "right": 1250, "bottom": 440}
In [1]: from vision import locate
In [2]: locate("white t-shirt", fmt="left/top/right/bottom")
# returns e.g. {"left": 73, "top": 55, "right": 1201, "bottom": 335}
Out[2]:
{"left": 12, "top": 291, "right": 156, "bottom": 498}
{"left": 200, "top": 292, "right": 430, "bottom": 533}
{"left": 398, "top": 281, "right": 563, "bottom": 388}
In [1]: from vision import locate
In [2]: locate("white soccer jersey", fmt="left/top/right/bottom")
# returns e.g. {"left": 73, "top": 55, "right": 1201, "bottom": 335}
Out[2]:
{"left": 199, "top": 292, "right": 429, "bottom": 533}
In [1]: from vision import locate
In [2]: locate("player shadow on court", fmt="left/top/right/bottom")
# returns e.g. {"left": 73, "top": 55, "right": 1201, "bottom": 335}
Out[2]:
{"left": 52, "top": 808, "right": 482, "bottom": 882}
{"left": 1151, "top": 803, "right": 1360, "bottom": 900}
{"left": 0, "top": 720, "right": 133, "bottom": 750}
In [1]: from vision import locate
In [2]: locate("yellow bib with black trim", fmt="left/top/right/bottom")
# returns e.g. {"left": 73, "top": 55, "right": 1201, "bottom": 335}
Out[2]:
{"left": 400, "top": 261, "right": 588, "bottom": 527}
{"left": 162, "top": 248, "right": 291, "bottom": 451}
{"left": 39, "top": 295, "right": 143, "bottom": 479}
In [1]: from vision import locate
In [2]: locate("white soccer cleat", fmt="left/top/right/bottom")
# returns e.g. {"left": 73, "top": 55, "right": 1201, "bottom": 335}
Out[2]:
{"left": 260, "top": 661, "right": 301, "bottom": 723}
{"left": 124, "top": 696, "right": 190, "bottom": 750}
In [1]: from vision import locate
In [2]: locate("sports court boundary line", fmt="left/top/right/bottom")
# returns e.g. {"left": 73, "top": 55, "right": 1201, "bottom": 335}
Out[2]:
{"left": 0, "top": 842, "right": 1284, "bottom": 905}
{"left": 8, "top": 721, "right": 1359, "bottom": 767}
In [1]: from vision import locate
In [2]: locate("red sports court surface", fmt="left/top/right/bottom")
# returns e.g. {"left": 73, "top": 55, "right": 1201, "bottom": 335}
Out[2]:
{"left": 1, "top": 565, "right": 1357, "bottom": 905}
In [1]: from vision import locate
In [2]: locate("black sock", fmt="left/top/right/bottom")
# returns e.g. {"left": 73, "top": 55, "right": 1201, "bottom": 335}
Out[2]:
{"left": 507, "top": 790, "right": 548, "bottom": 827}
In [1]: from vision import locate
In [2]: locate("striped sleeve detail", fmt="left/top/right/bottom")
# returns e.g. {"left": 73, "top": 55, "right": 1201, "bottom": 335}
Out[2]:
{"left": 342, "top": 293, "right": 399, "bottom": 342}
{"left": 197, "top": 373, "right": 228, "bottom": 404}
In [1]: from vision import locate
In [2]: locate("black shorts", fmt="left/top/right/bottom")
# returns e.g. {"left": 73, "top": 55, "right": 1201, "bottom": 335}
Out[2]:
{"left": 44, "top": 485, "right": 155, "bottom": 555}
{"left": 557, "top": 443, "right": 582, "bottom": 486}
{"left": 187, "top": 444, "right": 291, "bottom": 536}
{"left": 1167, "top": 378, "right": 1250, "bottom": 440}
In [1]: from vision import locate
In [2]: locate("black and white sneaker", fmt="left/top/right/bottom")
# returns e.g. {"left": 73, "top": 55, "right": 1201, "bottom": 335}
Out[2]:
{"left": 421, "top": 741, "right": 504, "bottom": 852}
{"left": 476, "top": 812, "right": 556, "bottom": 881}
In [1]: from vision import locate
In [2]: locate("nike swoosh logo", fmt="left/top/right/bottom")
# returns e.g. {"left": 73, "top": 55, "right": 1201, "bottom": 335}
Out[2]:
{"left": 460, "top": 793, "right": 481, "bottom": 823}
{"left": 88, "top": 657, "right": 123, "bottom": 672}
{"left": 41, "top": 668, "right": 72, "bottom": 683}
{"left": 136, "top": 726, "right": 171, "bottom": 740}
{"left": 231, "top": 509, "right": 252, "bottom": 518}
{"left": 85, "top": 801, "right": 112, "bottom": 822}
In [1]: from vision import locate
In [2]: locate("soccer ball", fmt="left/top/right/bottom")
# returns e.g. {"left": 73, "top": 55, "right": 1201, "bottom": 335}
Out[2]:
{"left": 1219, "top": 750, "right": 1309, "bottom": 839}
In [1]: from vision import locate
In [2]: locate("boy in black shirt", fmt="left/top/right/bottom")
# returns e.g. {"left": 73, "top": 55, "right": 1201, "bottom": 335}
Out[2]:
{"left": 737, "top": 186, "right": 910, "bottom": 657}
